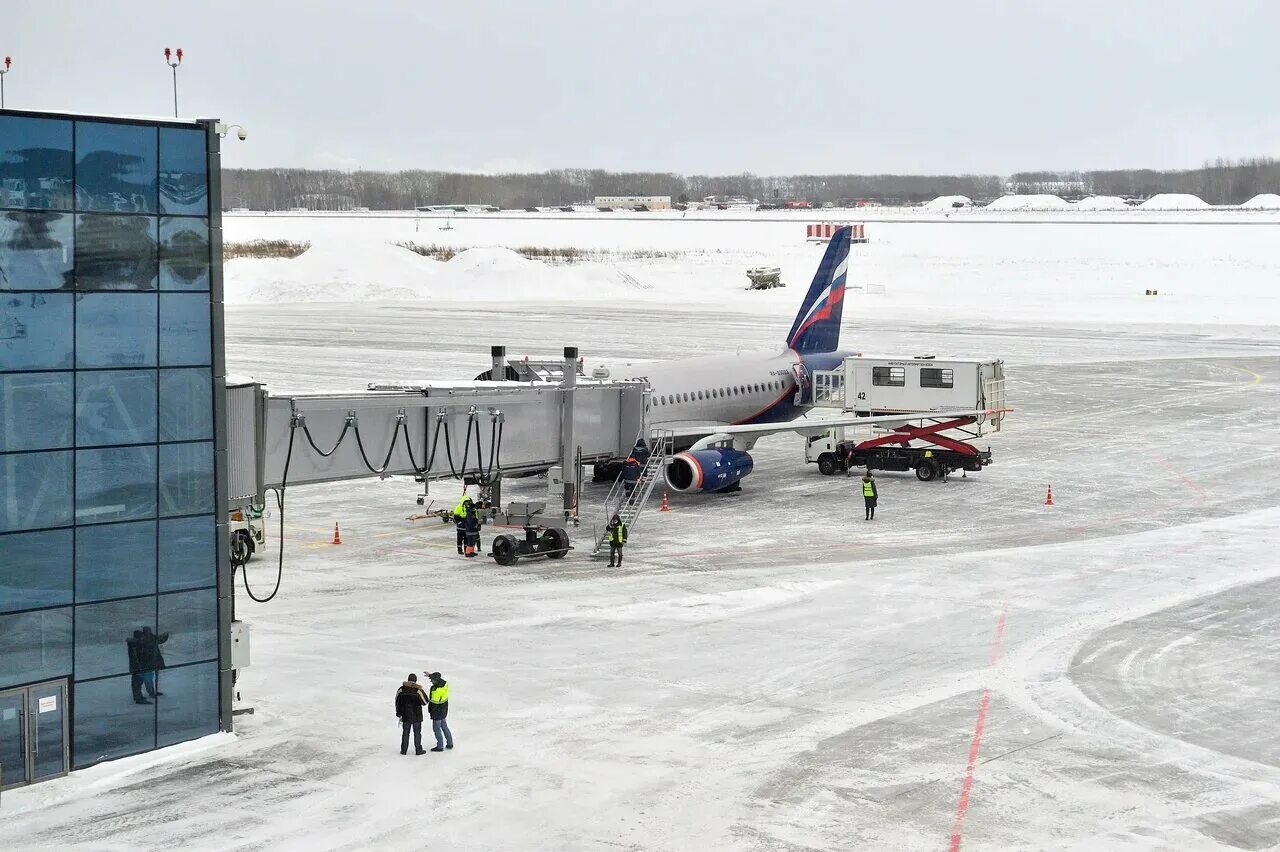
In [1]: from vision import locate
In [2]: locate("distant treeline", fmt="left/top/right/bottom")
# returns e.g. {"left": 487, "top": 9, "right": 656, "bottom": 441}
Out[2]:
{"left": 222, "top": 157, "right": 1280, "bottom": 210}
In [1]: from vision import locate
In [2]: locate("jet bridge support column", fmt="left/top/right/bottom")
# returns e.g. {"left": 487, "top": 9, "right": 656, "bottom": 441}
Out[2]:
{"left": 560, "top": 346, "right": 577, "bottom": 521}
{"left": 491, "top": 345, "right": 506, "bottom": 380}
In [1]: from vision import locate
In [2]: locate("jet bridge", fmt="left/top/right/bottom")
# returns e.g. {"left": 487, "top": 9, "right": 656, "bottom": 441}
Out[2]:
{"left": 226, "top": 347, "right": 648, "bottom": 518}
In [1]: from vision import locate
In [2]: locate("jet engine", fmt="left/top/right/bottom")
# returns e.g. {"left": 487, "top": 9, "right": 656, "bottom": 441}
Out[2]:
{"left": 666, "top": 448, "right": 754, "bottom": 493}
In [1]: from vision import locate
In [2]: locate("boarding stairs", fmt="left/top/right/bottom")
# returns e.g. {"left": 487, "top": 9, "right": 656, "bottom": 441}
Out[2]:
{"left": 590, "top": 429, "right": 674, "bottom": 558}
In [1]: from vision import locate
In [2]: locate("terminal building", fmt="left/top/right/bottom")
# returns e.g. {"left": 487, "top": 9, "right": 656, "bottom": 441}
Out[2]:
{"left": 0, "top": 108, "right": 231, "bottom": 789}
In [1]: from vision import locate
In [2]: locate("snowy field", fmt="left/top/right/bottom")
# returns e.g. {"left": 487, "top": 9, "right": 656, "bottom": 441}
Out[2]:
{"left": 7, "top": 213, "right": 1280, "bottom": 851}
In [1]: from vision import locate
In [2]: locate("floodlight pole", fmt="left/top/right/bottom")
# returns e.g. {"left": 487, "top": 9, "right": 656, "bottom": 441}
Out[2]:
{"left": 164, "top": 47, "right": 183, "bottom": 117}
{"left": 0, "top": 57, "right": 11, "bottom": 108}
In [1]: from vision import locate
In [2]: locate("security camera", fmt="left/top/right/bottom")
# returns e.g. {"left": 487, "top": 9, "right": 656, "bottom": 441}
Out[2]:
{"left": 236, "top": 127, "right": 247, "bottom": 141}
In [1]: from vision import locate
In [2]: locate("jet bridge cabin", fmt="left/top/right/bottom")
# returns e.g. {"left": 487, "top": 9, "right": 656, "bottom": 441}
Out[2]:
{"left": 811, "top": 356, "right": 1005, "bottom": 422}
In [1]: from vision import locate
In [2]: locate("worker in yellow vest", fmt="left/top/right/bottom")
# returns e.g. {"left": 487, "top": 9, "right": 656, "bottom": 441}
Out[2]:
{"left": 452, "top": 496, "right": 472, "bottom": 554}
{"left": 862, "top": 471, "right": 878, "bottom": 520}
{"left": 427, "top": 671, "right": 454, "bottom": 751}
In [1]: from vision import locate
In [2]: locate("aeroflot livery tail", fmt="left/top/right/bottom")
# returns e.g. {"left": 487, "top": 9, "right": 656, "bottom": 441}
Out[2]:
{"left": 617, "top": 226, "right": 982, "bottom": 494}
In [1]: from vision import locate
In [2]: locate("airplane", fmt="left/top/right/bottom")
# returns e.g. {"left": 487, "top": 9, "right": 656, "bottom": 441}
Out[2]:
{"left": 592, "top": 226, "right": 995, "bottom": 494}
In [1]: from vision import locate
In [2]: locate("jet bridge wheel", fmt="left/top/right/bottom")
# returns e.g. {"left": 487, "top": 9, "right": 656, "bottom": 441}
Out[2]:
{"left": 492, "top": 534, "right": 519, "bottom": 566}
{"left": 915, "top": 460, "right": 938, "bottom": 482}
{"left": 539, "top": 527, "right": 570, "bottom": 559}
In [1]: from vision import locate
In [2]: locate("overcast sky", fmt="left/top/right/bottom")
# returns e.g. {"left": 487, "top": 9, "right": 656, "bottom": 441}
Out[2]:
{"left": 7, "top": 1, "right": 1279, "bottom": 175}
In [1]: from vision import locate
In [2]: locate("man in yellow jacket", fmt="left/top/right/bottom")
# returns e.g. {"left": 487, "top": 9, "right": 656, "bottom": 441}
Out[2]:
{"left": 862, "top": 471, "right": 878, "bottom": 521}
{"left": 427, "top": 671, "right": 454, "bottom": 752}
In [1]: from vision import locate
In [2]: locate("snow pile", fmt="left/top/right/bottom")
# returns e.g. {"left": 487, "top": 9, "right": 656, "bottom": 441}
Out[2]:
{"left": 223, "top": 241, "right": 648, "bottom": 304}
{"left": 1240, "top": 193, "right": 1280, "bottom": 209}
{"left": 922, "top": 195, "right": 971, "bottom": 211}
{"left": 224, "top": 239, "right": 442, "bottom": 303}
{"left": 985, "top": 194, "right": 1070, "bottom": 210}
{"left": 1074, "top": 195, "right": 1130, "bottom": 210}
{"left": 1139, "top": 193, "right": 1209, "bottom": 210}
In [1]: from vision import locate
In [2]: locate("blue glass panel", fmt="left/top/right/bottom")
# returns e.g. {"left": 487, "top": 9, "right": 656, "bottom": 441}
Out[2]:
{"left": 157, "top": 661, "right": 219, "bottom": 747}
{"left": 158, "top": 515, "right": 215, "bottom": 592}
{"left": 0, "top": 450, "right": 72, "bottom": 533}
{"left": 75, "top": 369, "right": 157, "bottom": 447}
{"left": 72, "top": 673, "right": 156, "bottom": 768}
{"left": 159, "top": 441, "right": 214, "bottom": 516}
{"left": 74, "top": 122, "right": 157, "bottom": 214}
{"left": 74, "top": 214, "right": 158, "bottom": 290}
{"left": 0, "top": 115, "right": 73, "bottom": 210}
{"left": 159, "top": 293, "right": 210, "bottom": 366}
{"left": 159, "top": 217, "right": 209, "bottom": 290}
{"left": 0, "top": 372, "right": 73, "bottom": 452}
{"left": 158, "top": 589, "right": 217, "bottom": 666}
{"left": 75, "top": 292, "right": 157, "bottom": 368}
{"left": 0, "top": 211, "right": 73, "bottom": 290}
{"left": 76, "top": 446, "right": 157, "bottom": 524}
{"left": 159, "top": 128, "right": 208, "bottom": 216}
{"left": 0, "top": 529, "right": 73, "bottom": 613}
{"left": 73, "top": 595, "right": 155, "bottom": 680}
{"left": 0, "top": 292, "right": 73, "bottom": 371}
{"left": 158, "top": 368, "right": 212, "bottom": 442}
{"left": 0, "top": 607, "right": 72, "bottom": 689}
{"left": 76, "top": 520, "right": 157, "bottom": 603}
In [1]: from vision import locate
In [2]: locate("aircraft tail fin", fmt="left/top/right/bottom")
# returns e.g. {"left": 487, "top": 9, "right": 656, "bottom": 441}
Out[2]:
{"left": 786, "top": 226, "right": 851, "bottom": 354}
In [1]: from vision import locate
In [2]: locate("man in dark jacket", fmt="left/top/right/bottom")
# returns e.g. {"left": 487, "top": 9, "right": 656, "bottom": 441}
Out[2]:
{"left": 621, "top": 456, "right": 641, "bottom": 498}
{"left": 631, "top": 439, "right": 650, "bottom": 467}
{"left": 427, "top": 672, "right": 453, "bottom": 752}
{"left": 137, "top": 626, "right": 168, "bottom": 699}
{"left": 126, "top": 630, "right": 148, "bottom": 704}
{"left": 462, "top": 503, "right": 482, "bottom": 558}
{"left": 395, "top": 673, "right": 428, "bottom": 755}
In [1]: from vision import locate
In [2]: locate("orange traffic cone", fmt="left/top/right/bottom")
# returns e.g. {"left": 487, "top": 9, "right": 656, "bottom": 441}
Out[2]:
{"left": 1044, "top": 485, "right": 1054, "bottom": 506}
{"left": 332, "top": 523, "right": 343, "bottom": 544}
{"left": 660, "top": 491, "right": 670, "bottom": 512}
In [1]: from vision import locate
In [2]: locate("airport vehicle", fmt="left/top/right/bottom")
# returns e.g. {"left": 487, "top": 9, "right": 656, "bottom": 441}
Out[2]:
{"left": 489, "top": 501, "right": 572, "bottom": 565}
{"left": 804, "top": 356, "right": 1006, "bottom": 480}
{"left": 229, "top": 507, "right": 265, "bottom": 563}
{"left": 745, "top": 266, "right": 784, "bottom": 289}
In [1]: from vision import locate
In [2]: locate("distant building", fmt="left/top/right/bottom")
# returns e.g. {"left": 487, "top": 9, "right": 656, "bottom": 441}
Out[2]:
{"left": 593, "top": 195, "right": 672, "bottom": 210}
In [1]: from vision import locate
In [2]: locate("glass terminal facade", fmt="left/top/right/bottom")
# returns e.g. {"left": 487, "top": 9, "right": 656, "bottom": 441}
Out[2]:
{"left": 0, "top": 109, "right": 229, "bottom": 788}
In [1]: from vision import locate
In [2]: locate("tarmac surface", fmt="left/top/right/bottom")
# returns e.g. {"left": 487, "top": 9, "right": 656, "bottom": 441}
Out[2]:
{"left": 6, "top": 304, "right": 1280, "bottom": 851}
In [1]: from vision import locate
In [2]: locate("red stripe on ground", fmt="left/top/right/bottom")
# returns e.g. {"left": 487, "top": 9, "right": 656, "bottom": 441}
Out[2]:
{"left": 948, "top": 605, "right": 1008, "bottom": 852}
{"left": 1152, "top": 456, "right": 1207, "bottom": 500}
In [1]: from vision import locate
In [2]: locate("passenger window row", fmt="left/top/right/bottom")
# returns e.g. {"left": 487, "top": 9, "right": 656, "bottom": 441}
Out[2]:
{"left": 654, "top": 380, "right": 786, "bottom": 406}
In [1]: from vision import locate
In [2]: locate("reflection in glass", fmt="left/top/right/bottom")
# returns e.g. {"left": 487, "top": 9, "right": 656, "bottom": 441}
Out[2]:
{"left": 76, "top": 445, "right": 157, "bottom": 524}
{"left": 159, "top": 217, "right": 210, "bottom": 290}
{"left": 75, "top": 292, "right": 157, "bottom": 368}
{"left": 159, "top": 293, "right": 211, "bottom": 366}
{"left": 74, "top": 121, "right": 157, "bottom": 214}
{"left": 159, "top": 442, "right": 214, "bottom": 516}
{"left": 159, "top": 516, "right": 216, "bottom": 592}
{"left": 0, "top": 211, "right": 73, "bottom": 290}
{"left": 0, "top": 607, "right": 72, "bottom": 689}
{"left": 157, "top": 662, "right": 219, "bottom": 747}
{"left": 159, "top": 589, "right": 217, "bottom": 666}
{"left": 73, "top": 595, "right": 155, "bottom": 680}
{"left": 0, "top": 372, "right": 73, "bottom": 452}
{"left": 0, "top": 115, "right": 73, "bottom": 210}
{"left": 0, "top": 450, "right": 73, "bottom": 533}
{"left": 0, "top": 529, "right": 73, "bottom": 613}
{"left": 75, "top": 369, "right": 157, "bottom": 447}
{"left": 72, "top": 673, "right": 157, "bottom": 768}
{"left": 76, "top": 521, "right": 158, "bottom": 602}
{"left": 159, "top": 128, "right": 208, "bottom": 216}
{"left": 0, "top": 292, "right": 73, "bottom": 371}
{"left": 159, "top": 368, "right": 212, "bottom": 442}
{"left": 74, "top": 214, "right": 158, "bottom": 291}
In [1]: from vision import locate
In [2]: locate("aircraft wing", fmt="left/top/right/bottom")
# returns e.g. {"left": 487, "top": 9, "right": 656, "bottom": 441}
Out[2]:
{"left": 662, "top": 409, "right": 1010, "bottom": 441}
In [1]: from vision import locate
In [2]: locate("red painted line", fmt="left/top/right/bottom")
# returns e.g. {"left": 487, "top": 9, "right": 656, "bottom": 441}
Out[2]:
{"left": 948, "top": 605, "right": 1008, "bottom": 852}
{"left": 1152, "top": 456, "right": 1207, "bottom": 500}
